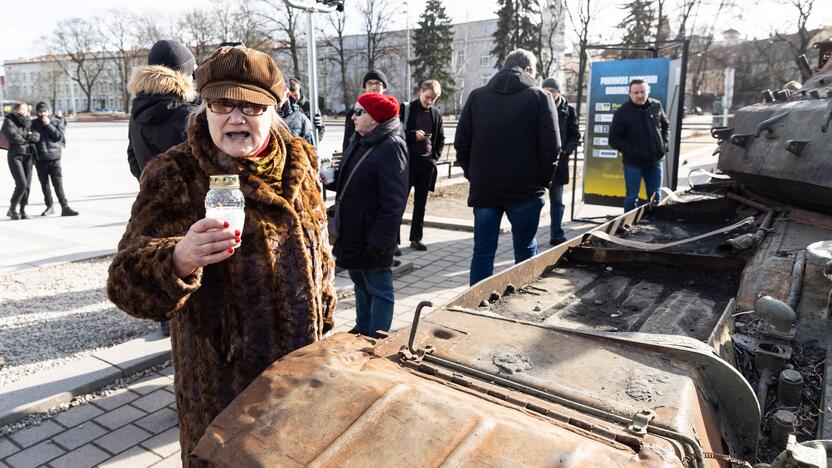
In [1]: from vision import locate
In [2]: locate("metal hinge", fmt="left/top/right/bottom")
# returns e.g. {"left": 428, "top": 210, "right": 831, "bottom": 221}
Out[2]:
{"left": 627, "top": 409, "right": 656, "bottom": 436}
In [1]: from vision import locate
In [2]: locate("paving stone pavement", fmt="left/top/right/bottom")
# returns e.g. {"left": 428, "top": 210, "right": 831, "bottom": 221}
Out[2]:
{"left": 0, "top": 221, "right": 589, "bottom": 467}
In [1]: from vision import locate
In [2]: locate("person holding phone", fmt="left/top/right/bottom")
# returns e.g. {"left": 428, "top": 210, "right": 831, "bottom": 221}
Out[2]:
{"left": 400, "top": 80, "right": 445, "bottom": 251}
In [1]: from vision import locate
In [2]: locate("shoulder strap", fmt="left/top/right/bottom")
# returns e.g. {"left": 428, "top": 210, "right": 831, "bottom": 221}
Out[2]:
{"left": 335, "top": 147, "right": 374, "bottom": 204}
{"left": 332, "top": 147, "right": 374, "bottom": 230}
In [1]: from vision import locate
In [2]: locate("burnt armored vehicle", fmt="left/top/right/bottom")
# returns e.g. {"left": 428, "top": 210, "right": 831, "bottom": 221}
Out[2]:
{"left": 191, "top": 42, "right": 832, "bottom": 467}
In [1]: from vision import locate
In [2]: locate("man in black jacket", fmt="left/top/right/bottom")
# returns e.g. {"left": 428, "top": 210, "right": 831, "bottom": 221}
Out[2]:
{"left": 455, "top": 49, "right": 560, "bottom": 285}
{"left": 1, "top": 103, "right": 39, "bottom": 219}
{"left": 126, "top": 39, "right": 195, "bottom": 336}
{"left": 400, "top": 79, "right": 445, "bottom": 251}
{"left": 341, "top": 69, "right": 388, "bottom": 153}
{"left": 127, "top": 39, "right": 197, "bottom": 179}
{"left": 32, "top": 102, "right": 78, "bottom": 216}
{"left": 609, "top": 79, "right": 669, "bottom": 212}
{"left": 541, "top": 78, "right": 580, "bottom": 245}
{"left": 330, "top": 93, "right": 408, "bottom": 338}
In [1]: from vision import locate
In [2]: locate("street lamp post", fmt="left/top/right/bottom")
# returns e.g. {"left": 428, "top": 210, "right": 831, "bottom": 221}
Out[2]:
{"left": 405, "top": 0, "right": 411, "bottom": 99}
{"left": 283, "top": 0, "right": 338, "bottom": 148}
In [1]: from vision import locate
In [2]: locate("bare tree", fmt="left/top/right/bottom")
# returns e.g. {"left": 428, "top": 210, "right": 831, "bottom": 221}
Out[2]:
{"left": 359, "top": 0, "right": 394, "bottom": 70}
{"left": 539, "top": 0, "right": 565, "bottom": 77}
{"left": 48, "top": 18, "right": 107, "bottom": 113}
{"left": 98, "top": 9, "right": 147, "bottom": 112}
{"left": 177, "top": 9, "right": 220, "bottom": 63}
{"left": 260, "top": 0, "right": 305, "bottom": 80}
{"left": 775, "top": 0, "right": 819, "bottom": 57}
{"left": 321, "top": 9, "right": 352, "bottom": 110}
{"left": 565, "top": 0, "right": 598, "bottom": 120}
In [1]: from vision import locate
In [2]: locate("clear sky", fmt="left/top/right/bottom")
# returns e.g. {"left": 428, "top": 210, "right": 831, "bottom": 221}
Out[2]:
{"left": 1, "top": 0, "right": 830, "bottom": 72}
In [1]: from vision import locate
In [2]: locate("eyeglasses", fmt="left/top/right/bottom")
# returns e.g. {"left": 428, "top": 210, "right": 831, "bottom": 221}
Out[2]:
{"left": 353, "top": 108, "right": 366, "bottom": 116}
{"left": 207, "top": 99, "right": 269, "bottom": 116}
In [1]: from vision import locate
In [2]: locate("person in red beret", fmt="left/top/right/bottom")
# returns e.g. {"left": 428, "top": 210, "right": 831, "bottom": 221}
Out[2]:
{"left": 327, "top": 92, "right": 409, "bottom": 337}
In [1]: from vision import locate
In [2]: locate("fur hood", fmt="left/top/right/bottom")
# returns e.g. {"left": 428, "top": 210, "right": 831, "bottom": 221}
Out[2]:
{"left": 129, "top": 65, "right": 197, "bottom": 101}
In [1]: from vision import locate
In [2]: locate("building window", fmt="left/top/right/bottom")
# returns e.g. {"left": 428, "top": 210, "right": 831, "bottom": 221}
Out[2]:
{"left": 456, "top": 51, "right": 465, "bottom": 68}
{"left": 480, "top": 52, "right": 490, "bottom": 66}
{"left": 480, "top": 74, "right": 490, "bottom": 86}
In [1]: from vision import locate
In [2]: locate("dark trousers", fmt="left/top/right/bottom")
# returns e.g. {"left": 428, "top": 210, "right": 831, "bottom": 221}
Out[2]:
{"left": 8, "top": 153, "right": 34, "bottom": 210}
{"left": 36, "top": 160, "right": 67, "bottom": 208}
{"left": 409, "top": 157, "right": 436, "bottom": 242}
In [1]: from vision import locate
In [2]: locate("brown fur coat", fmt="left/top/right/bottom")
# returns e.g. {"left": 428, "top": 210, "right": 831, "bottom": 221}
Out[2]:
{"left": 107, "top": 113, "right": 336, "bottom": 467}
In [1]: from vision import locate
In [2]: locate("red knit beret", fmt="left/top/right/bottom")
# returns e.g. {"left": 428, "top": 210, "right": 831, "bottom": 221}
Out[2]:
{"left": 357, "top": 93, "right": 399, "bottom": 123}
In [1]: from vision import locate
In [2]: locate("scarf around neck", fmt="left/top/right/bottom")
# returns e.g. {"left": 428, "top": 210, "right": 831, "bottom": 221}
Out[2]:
{"left": 243, "top": 130, "right": 286, "bottom": 194}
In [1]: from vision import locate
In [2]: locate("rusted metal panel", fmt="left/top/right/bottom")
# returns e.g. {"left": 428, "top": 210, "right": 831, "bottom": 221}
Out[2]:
{"left": 192, "top": 333, "right": 686, "bottom": 467}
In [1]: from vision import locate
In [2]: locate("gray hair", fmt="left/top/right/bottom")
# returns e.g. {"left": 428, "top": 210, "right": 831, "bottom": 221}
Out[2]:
{"left": 504, "top": 49, "right": 537, "bottom": 71}
{"left": 187, "top": 101, "right": 288, "bottom": 135}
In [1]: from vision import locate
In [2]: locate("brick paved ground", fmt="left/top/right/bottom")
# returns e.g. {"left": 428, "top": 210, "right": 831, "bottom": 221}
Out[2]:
{"left": 0, "top": 221, "right": 588, "bottom": 468}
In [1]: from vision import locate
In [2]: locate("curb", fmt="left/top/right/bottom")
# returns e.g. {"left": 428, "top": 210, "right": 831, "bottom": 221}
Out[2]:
{"left": 400, "top": 212, "right": 514, "bottom": 234}
{"left": 0, "top": 331, "right": 171, "bottom": 427}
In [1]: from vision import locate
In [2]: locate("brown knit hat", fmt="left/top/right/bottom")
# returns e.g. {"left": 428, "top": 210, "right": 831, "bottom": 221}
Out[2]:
{"left": 195, "top": 46, "right": 284, "bottom": 106}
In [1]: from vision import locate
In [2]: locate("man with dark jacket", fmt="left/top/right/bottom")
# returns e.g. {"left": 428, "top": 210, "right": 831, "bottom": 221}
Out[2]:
{"left": 341, "top": 69, "right": 388, "bottom": 153}
{"left": 400, "top": 79, "right": 445, "bottom": 251}
{"left": 455, "top": 49, "right": 560, "bottom": 285}
{"left": 126, "top": 39, "right": 196, "bottom": 336}
{"left": 127, "top": 39, "right": 197, "bottom": 179}
{"left": 288, "top": 78, "right": 324, "bottom": 142}
{"left": 32, "top": 102, "right": 78, "bottom": 216}
{"left": 329, "top": 93, "right": 408, "bottom": 338}
{"left": 542, "top": 78, "right": 580, "bottom": 245}
{"left": 609, "top": 78, "right": 669, "bottom": 212}
{"left": 2, "top": 103, "right": 39, "bottom": 219}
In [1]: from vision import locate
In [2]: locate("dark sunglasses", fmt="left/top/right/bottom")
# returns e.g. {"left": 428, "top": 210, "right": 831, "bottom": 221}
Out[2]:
{"left": 207, "top": 99, "right": 269, "bottom": 116}
{"left": 353, "top": 108, "right": 366, "bottom": 116}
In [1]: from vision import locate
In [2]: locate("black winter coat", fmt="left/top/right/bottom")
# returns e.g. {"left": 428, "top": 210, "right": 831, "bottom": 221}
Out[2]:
{"left": 609, "top": 98, "right": 669, "bottom": 167}
{"left": 1, "top": 112, "right": 39, "bottom": 158}
{"left": 31, "top": 117, "right": 65, "bottom": 161}
{"left": 454, "top": 67, "right": 560, "bottom": 208}
{"left": 552, "top": 95, "right": 581, "bottom": 186}
{"left": 280, "top": 100, "right": 315, "bottom": 145}
{"left": 296, "top": 95, "right": 325, "bottom": 141}
{"left": 127, "top": 65, "right": 198, "bottom": 179}
{"left": 128, "top": 94, "right": 194, "bottom": 178}
{"left": 331, "top": 118, "right": 409, "bottom": 271}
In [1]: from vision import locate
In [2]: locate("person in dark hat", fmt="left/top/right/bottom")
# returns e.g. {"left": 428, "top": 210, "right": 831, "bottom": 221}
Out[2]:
{"left": 108, "top": 45, "right": 335, "bottom": 467}
{"left": 327, "top": 92, "right": 408, "bottom": 338}
{"left": 541, "top": 77, "right": 580, "bottom": 245}
{"left": 341, "top": 69, "right": 389, "bottom": 153}
{"left": 126, "top": 39, "right": 198, "bottom": 179}
{"left": 31, "top": 101, "right": 78, "bottom": 216}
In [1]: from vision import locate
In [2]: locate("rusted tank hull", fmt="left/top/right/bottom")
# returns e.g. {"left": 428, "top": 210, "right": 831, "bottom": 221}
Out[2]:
{"left": 716, "top": 99, "right": 832, "bottom": 212}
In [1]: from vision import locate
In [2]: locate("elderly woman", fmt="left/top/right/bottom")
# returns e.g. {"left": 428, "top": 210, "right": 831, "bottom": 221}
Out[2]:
{"left": 107, "top": 46, "right": 336, "bottom": 466}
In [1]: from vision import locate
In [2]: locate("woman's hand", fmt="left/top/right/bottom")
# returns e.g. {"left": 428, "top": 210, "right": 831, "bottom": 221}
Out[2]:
{"left": 172, "top": 219, "right": 241, "bottom": 278}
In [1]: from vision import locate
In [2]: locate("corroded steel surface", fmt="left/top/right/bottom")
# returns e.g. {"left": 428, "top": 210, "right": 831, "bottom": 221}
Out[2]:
{"left": 193, "top": 333, "right": 691, "bottom": 467}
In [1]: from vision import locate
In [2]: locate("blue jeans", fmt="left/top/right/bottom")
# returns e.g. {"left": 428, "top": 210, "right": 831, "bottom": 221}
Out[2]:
{"left": 549, "top": 184, "right": 565, "bottom": 240}
{"left": 623, "top": 163, "right": 663, "bottom": 212}
{"left": 348, "top": 269, "right": 394, "bottom": 337}
{"left": 470, "top": 196, "right": 545, "bottom": 285}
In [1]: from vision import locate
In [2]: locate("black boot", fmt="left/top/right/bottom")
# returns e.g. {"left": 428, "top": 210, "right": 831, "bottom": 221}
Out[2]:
{"left": 19, "top": 208, "right": 29, "bottom": 219}
{"left": 6, "top": 208, "right": 19, "bottom": 220}
{"left": 61, "top": 206, "right": 79, "bottom": 217}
